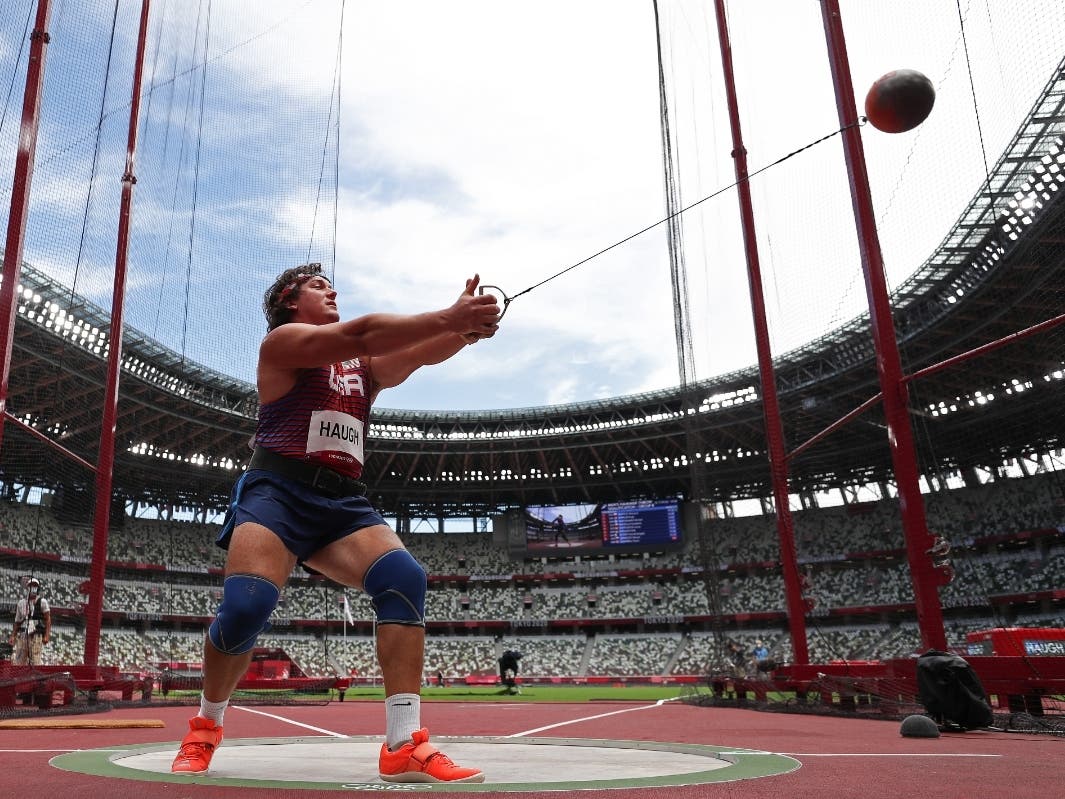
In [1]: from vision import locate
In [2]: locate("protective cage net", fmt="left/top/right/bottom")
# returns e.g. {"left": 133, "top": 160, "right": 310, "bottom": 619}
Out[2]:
{"left": 0, "top": 0, "right": 1062, "bottom": 726}
{"left": 0, "top": 0, "right": 348, "bottom": 714}
{"left": 640, "top": 0, "right": 1065, "bottom": 733}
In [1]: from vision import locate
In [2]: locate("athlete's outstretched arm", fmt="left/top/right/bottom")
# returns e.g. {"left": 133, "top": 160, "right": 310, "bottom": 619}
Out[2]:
{"left": 259, "top": 275, "right": 499, "bottom": 370}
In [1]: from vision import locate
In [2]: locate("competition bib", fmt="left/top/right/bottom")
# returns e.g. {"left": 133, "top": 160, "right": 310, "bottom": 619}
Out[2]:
{"left": 306, "top": 409, "right": 365, "bottom": 464}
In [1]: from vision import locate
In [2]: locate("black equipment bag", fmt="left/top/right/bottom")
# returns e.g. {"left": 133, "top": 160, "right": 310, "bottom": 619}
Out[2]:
{"left": 916, "top": 650, "right": 994, "bottom": 730}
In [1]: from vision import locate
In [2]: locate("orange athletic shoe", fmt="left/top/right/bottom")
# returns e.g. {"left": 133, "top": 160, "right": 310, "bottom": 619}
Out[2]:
{"left": 171, "top": 716, "right": 224, "bottom": 774}
{"left": 379, "top": 727, "right": 484, "bottom": 783}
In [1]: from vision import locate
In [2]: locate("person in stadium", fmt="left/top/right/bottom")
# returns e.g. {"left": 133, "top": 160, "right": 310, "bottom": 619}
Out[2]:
{"left": 750, "top": 638, "right": 770, "bottom": 676}
{"left": 10, "top": 577, "right": 50, "bottom": 666}
{"left": 171, "top": 263, "right": 499, "bottom": 783}
{"left": 751, "top": 639, "right": 769, "bottom": 664}
{"left": 727, "top": 639, "right": 747, "bottom": 673}
{"left": 498, "top": 650, "right": 522, "bottom": 694}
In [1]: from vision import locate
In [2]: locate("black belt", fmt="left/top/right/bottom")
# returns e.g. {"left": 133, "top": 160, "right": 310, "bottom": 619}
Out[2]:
{"left": 248, "top": 447, "right": 367, "bottom": 498}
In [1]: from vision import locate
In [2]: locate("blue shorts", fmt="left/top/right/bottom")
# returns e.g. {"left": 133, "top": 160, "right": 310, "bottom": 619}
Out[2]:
{"left": 216, "top": 469, "right": 386, "bottom": 562}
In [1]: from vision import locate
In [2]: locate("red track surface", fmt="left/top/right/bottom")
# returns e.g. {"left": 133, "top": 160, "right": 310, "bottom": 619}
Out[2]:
{"left": 1, "top": 700, "right": 1060, "bottom": 798}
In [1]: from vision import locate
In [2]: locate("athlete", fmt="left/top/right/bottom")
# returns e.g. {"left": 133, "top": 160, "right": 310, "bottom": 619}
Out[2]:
{"left": 552, "top": 513, "right": 570, "bottom": 544}
{"left": 171, "top": 263, "right": 499, "bottom": 783}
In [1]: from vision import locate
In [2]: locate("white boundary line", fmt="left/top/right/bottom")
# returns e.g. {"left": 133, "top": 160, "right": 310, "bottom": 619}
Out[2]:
{"left": 500, "top": 700, "right": 1005, "bottom": 761}
{"left": 1, "top": 748, "right": 135, "bottom": 752}
{"left": 775, "top": 753, "right": 1003, "bottom": 758}
{"left": 231, "top": 705, "right": 349, "bottom": 737}
{"left": 505, "top": 697, "right": 680, "bottom": 738}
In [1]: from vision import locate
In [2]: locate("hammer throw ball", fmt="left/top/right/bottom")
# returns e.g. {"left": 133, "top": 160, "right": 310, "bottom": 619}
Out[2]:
{"left": 864, "top": 69, "right": 935, "bottom": 133}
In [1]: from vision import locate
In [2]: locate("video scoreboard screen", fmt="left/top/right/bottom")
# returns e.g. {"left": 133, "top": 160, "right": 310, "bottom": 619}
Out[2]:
{"left": 523, "top": 499, "right": 683, "bottom": 554}
{"left": 599, "top": 499, "right": 681, "bottom": 548}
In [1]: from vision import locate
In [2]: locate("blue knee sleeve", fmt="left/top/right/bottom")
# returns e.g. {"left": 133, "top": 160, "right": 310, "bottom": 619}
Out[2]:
{"left": 364, "top": 549, "right": 426, "bottom": 626}
{"left": 208, "top": 574, "right": 280, "bottom": 655}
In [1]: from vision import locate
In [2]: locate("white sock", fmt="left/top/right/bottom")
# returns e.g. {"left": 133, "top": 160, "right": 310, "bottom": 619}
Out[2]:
{"left": 199, "top": 694, "right": 229, "bottom": 726}
{"left": 385, "top": 693, "right": 421, "bottom": 750}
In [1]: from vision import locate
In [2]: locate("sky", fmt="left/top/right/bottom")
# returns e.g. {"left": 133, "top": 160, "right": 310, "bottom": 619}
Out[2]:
{"left": 1, "top": 0, "right": 1063, "bottom": 412}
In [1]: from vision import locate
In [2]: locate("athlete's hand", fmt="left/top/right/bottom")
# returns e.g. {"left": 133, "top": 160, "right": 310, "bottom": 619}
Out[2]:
{"left": 448, "top": 274, "right": 499, "bottom": 340}
{"left": 461, "top": 275, "right": 502, "bottom": 342}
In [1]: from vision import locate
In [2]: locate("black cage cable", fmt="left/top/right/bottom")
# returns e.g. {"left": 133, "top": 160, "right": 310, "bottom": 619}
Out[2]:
{"left": 482, "top": 120, "right": 865, "bottom": 320}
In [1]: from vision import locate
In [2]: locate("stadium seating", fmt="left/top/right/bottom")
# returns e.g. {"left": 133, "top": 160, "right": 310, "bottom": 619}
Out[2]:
{"left": 2, "top": 470, "right": 1063, "bottom": 679}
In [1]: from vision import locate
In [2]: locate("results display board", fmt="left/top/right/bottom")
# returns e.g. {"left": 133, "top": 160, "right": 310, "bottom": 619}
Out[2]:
{"left": 599, "top": 499, "right": 682, "bottom": 547}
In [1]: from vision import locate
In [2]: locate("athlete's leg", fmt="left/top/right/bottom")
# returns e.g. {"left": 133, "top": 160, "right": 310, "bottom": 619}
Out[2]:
{"left": 306, "top": 526, "right": 426, "bottom": 751}
{"left": 203, "top": 522, "right": 297, "bottom": 702}
{"left": 304, "top": 524, "right": 424, "bottom": 696}
{"left": 174, "top": 522, "right": 297, "bottom": 775}
{"left": 287, "top": 524, "right": 481, "bottom": 782}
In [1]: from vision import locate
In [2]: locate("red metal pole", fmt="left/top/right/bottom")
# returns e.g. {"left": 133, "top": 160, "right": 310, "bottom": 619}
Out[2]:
{"left": 819, "top": 0, "right": 947, "bottom": 650}
{"left": 786, "top": 391, "right": 882, "bottom": 463}
{"left": 84, "top": 0, "right": 152, "bottom": 668}
{"left": 790, "top": 313, "right": 1065, "bottom": 464}
{"left": 3, "top": 411, "right": 98, "bottom": 472}
{"left": 903, "top": 311, "right": 1065, "bottom": 384}
{"left": 0, "top": 0, "right": 52, "bottom": 453}
{"left": 712, "top": 0, "right": 809, "bottom": 664}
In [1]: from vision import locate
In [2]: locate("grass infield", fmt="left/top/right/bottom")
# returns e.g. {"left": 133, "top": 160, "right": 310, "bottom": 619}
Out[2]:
{"left": 163, "top": 684, "right": 695, "bottom": 703}
{"left": 357, "top": 684, "right": 687, "bottom": 702}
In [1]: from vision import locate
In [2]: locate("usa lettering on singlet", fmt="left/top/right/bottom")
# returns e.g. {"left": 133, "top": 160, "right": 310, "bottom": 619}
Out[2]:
{"left": 255, "top": 358, "right": 373, "bottom": 479}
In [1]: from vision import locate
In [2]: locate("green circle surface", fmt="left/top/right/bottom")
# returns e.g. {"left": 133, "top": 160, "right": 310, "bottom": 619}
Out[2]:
{"left": 51, "top": 735, "right": 800, "bottom": 791}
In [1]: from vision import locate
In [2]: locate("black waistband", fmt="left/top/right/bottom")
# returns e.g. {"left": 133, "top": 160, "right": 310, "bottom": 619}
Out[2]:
{"left": 248, "top": 447, "right": 367, "bottom": 498}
